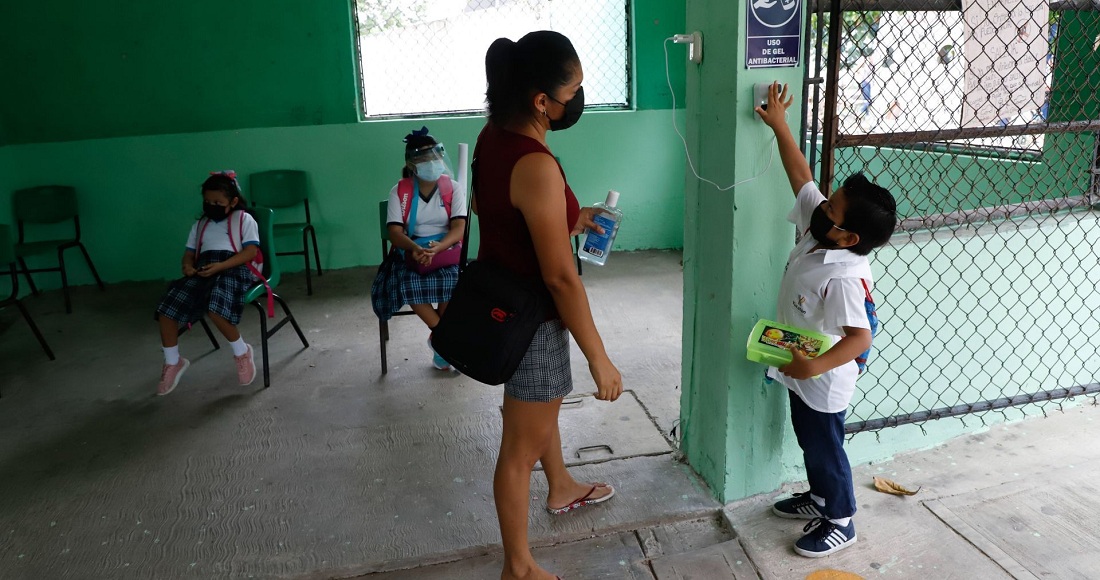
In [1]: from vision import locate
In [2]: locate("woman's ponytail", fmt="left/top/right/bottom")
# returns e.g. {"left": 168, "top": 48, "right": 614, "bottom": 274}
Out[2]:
{"left": 485, "top": 37, "right": 519, "bottom": 124}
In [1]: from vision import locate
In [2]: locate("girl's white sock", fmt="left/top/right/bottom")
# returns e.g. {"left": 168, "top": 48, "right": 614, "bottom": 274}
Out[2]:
{"left": 229, "top": 337, "right": 249, "bottom": 357}
{"left": 163, "top": 346, "right": 180, "bottom": 365}
{"left": 810, "top": 493, "right": 826, "bottom": 507}
{"left": 829, "top": 517, "right": 852, "bottom": 527}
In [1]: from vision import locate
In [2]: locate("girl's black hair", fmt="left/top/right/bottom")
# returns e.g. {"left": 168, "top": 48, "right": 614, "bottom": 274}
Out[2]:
{"left": 201, "top": 173, "right": 248, "bottom": 210}
{"left": 402, "top": 126, "right": 438, "bottom": 178}
{"left": 485, "top": 31, "right": 580, "bottom": 126}
{"left": 840, "top": 172, "right": 897, "bottom": 255}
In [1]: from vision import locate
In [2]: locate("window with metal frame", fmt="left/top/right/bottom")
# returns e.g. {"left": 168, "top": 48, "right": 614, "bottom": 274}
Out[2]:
{"left": 352, "top": 0, "right": 631, "bottom": 118}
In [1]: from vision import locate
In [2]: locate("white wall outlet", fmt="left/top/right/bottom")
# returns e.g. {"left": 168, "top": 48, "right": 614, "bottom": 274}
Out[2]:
{"left": 688, "top": 31, "right": 703, "bottom": 64}
{"left": 674, "top": 31, "right": 703, "bottom": 64}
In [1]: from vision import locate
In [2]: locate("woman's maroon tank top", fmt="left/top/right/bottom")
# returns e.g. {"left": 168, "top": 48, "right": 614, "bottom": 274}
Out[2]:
{"left": 473, "top": 123, "right": 580, "bottom": 319}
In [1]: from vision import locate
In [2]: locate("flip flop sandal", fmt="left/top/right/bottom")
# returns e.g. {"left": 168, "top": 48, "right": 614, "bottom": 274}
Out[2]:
{"left": 546, "top": 483, "right": 615, "bottom": 515}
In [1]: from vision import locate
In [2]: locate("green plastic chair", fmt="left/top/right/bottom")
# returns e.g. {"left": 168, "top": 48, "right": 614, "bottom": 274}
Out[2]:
{"left": 195, "top": 207, "right": 309, "bottom": 387}
{"left": 0, "top": 223, "right": 55, "bottom": 374}
{"left": 377, "top": 199, "right": 418, "bottom": 375}
{"left": 249, "top": 170, "right": 322, "bottom": 295}
{"left": 12, "top": 185, "right": 105, "bottom": 313}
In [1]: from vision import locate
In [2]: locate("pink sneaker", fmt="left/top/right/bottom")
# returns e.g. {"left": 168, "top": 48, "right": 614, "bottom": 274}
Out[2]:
{"left": 157, "top": 358, "right": 190, "bottom": 396}
{"left": 235, "top": 344, "right": 257, "bottom": 386}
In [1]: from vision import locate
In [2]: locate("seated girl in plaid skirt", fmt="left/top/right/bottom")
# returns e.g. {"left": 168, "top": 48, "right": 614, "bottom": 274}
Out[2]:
{"left": 154, "top": 171, "right": 261, "bottom": 395}
{"left": 371, "top": 127, "right": 468, "bottom": 371}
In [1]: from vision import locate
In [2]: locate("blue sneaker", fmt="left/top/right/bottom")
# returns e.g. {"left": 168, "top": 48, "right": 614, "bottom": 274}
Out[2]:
{"left": 428, "top": 338, "right": 453, "bottom": 371}
{"left": 794, "top": 518, "right": 857, "bottom": 558}
{"left": 772, "top": 492, "right": 824, "bottom": 519}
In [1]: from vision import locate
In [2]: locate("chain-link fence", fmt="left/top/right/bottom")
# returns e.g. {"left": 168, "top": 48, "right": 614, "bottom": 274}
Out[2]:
{"left": 352, "top": 0, "right": 630, "bottom": 117}
{"left": 804, "top": 0, "right": 1100, "bottom": 434}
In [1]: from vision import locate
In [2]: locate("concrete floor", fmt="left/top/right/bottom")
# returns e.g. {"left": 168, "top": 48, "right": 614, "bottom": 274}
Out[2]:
{"left": 3, "top": 250, "right": 1098, "bottom": 579}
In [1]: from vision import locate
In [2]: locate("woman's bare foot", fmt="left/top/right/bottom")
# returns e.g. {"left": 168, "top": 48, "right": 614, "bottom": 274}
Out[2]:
{"left": 546, "top": 481, "right": 613, "bottom": 512}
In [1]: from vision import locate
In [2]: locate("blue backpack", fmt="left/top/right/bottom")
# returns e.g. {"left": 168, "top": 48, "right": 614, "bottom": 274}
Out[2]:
{"left": 856, "top": 279, "right": 879, "bottom": 375}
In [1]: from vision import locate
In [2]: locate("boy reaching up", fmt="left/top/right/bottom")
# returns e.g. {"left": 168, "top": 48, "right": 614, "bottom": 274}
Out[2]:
{"left": 755, "top": 82, "right": 898, "bottom": 557}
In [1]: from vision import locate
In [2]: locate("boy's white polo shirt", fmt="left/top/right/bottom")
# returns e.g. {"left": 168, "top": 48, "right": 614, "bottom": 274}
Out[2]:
{"left": 767, "top": 181, "right": 873, "bottom": 414}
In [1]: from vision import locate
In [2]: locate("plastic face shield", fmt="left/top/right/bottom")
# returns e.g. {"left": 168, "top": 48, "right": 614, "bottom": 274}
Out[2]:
{"left": 406, "top": 143, "right": 454, "bottom": 182}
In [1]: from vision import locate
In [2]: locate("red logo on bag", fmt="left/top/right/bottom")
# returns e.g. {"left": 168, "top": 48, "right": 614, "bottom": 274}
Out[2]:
{"left": 490, "top": 308, "right": 511, "bottom": 322}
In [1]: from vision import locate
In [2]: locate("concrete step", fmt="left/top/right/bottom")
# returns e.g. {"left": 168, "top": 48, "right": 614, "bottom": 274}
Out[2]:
{"left": 648, "top": 539, "right": 762, "bottom": 579}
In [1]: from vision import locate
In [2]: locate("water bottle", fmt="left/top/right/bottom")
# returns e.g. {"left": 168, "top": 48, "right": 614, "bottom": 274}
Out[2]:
{"left": 578, "top": 190, "right": 624, "bottom": 266}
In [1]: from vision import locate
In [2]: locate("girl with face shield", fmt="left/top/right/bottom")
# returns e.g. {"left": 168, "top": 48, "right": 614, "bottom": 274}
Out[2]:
{"left": 370, "top": 127, "right": 468, "bottom": 371}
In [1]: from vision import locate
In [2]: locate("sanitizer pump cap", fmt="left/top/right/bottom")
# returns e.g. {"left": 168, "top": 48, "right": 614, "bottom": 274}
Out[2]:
{"left": 605, "top": 190, "right": 620, "bottom": 208}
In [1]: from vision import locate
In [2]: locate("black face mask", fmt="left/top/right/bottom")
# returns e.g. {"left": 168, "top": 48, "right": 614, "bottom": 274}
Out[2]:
{"left": 548, "top": 86, "right": 584, "bottom": 131}
{"left": 809, "top": 203, "right": 839, "bottom": 247}
{"left": 203, "top": 203, "right": 229, "bottom": 222}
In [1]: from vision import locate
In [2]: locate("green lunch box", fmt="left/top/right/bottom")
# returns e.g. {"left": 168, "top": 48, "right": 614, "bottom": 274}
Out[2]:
{"left": 746, "top": 319, "right": 833, "bottom": 368}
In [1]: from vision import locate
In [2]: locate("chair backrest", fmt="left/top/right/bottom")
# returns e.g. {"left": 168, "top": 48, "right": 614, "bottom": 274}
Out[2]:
{"left": 250, "top": 170, "right": 308, "bottom": 209}
{"left": 13, "top": 186, "right": 79, "bottom": 225}
{"left": 378, "top": 200, "right": 391, "bottom": 242}
{"left": 250, "top": 207, "right": 281, "bottom": 289}
{"left": 0, "top": 224, "right": 14, "bottom": 265}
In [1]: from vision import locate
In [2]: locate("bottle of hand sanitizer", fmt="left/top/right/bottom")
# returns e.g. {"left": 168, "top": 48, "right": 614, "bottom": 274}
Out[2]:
{"left": 578, "top": 190, "right": 624, "bottom": 266}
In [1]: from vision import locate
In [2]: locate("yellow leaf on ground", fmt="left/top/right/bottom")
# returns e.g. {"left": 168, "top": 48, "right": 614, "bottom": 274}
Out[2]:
{"left": 873, "top": 475, "right": 921, "bottom": 496}
{"left": 807, "top": 570, "right": 864, "bottom": 580}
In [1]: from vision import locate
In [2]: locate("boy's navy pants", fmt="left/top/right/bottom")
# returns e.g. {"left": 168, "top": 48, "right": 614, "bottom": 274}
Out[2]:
{"left": 789, "top": 391, "right": 857, "bottom": 519}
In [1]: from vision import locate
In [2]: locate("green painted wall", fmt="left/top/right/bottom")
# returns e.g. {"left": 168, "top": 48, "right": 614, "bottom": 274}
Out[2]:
{"left": 0, "top": 1, "right": 360, "bottom": 145}
{"left": 0, "top": 0, "right": 684, "bottom": 146}
{"left": 2, "top": 110, "right": 686, "bottom": 287}
{"left": 679, "top": 0, "right": 806, "bottom": 502}
{"left": 635, "top": 0, "right": 687, "bottom": 110}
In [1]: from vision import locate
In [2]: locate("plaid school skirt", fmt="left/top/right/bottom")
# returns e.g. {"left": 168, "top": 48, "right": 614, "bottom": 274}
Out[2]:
{"left": 370, "top": 251, "right": 459, "bottom": 321}
{"left": 155, "top": 250, "right": 254, "bottom": 326}
{"left": 504, "top": 319, "right": 574, "bottom": 403}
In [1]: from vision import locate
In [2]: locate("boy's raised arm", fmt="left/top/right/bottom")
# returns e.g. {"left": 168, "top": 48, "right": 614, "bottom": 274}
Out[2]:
{"left": 755, "top": 82, "right": 815, "bottom": 197}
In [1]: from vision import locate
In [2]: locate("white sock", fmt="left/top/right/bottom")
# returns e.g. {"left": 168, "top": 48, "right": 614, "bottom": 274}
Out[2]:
{"left": 229, "top": 337, "right": 249, "bottom": 357}
{"left": 810, "top": 493, "right": 826, "bottom": 507}
{"left": 163, "top": 346, "right": 180, "bottom": 365}
{"left": 829, "top": 517, "right": 852, "bottom": 527}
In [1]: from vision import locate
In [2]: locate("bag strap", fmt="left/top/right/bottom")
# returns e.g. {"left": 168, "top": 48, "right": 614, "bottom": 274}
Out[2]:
{"left": 195, "top": 217, "right": 210, "bottom": 255}
{"left": 439, "top": 175, "right": 454, "bottom": 217}
{"left": 459, "top": 157, "right": 476, "bottom": 273}
{"left": 406, "top": 180, "right": 421, "bottom": 239}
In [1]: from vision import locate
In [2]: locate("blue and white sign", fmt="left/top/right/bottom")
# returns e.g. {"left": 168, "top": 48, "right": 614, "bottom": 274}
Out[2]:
{"left": 746, "top": 0, "right": 802, "bottom": 69}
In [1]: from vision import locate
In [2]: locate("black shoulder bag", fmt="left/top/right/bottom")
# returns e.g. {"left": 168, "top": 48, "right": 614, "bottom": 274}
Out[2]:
{"left": 430, "top": 159, "right": 549, "bottom": 385}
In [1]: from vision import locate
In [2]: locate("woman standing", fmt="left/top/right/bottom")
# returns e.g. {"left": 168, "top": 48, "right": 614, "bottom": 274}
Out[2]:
{"left": 475, "top": 31, "right": 623, "bottom": 580}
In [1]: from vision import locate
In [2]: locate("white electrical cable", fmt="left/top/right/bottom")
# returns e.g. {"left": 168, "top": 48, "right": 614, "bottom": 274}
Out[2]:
{"left": 664, "top": 37, "right": 778, "bottom": 192}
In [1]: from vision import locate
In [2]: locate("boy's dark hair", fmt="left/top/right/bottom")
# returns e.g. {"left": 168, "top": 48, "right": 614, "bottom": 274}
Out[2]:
{"left": 201, "top": 172, "right": 248, "bottom": 209}
{"left": 485, "top": 31, "right": 580, "bottom": 126}
{"left": 840, "top": 172, "right": 897, "bottom": 255}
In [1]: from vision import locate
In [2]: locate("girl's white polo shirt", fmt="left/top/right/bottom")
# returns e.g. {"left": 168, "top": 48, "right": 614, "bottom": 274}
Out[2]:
{"left": 386, "top": 180, "right": 468, "bottom": 239}
{"left": 767, "top": 182, "right": 874, "bottom": 414}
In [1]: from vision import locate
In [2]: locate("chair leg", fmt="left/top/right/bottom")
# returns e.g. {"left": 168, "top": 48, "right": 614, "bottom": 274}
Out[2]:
{"left": 198, "top": 319, "right": 220, "bottom": 350}
{"left": 302, "top": 230, "right": 313, "bottom": 296}
{"left": 77, "top": 243, "right": 106, "bottom": 290}
{"left": 58, "top": 247, "right": 72, "bottom": 314}
{"left": 15, "top": 299, "right": 55, "bottom": 360}
{"left": 308, "top": 225, "right": 323, "bottom": 276}
{"left": 18, "top": 258, "right": 39, "bottom": 296}
{"left": 254, "top": 302, "right": 271, "bottom": 388}
{"left": 380, "top": 318, "right": 388, "bottom": 375}
{"left": 273, "top": 294, "right": 309, "bottom": 348}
